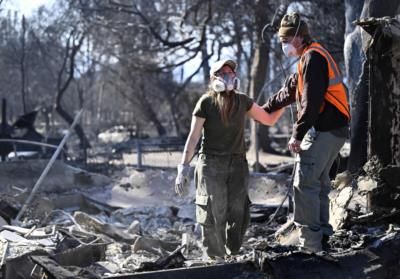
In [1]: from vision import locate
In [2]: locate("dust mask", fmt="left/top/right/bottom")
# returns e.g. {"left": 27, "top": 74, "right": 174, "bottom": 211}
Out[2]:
{"left": 282, "top": 42, "right": 298, "bottom": 57}
{"left": 212, "top": 73, "right": 239, "bottom": 92}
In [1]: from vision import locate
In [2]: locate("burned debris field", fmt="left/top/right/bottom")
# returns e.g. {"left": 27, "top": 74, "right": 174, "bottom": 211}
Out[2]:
{"left": 0, "top": 153, "right": 398, "bottom": 278}
{"left": 0, "top": 0, "right": 399, "bottom": 278}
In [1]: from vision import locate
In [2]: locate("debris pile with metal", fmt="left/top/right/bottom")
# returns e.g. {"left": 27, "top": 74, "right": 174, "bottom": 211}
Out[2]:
{"left": 0, "top": 161, "right": 289, "bottom": 278}
{"left": 254, "top": 159, "right": 400, "bottom": 279}
{"left": 0, "top": 158, "right": 398, "bottom": 278}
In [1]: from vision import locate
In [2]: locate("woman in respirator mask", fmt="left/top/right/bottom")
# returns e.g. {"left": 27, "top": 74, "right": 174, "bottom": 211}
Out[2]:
{"left": 175, "top": 59, "right": 284, "bottom": 260}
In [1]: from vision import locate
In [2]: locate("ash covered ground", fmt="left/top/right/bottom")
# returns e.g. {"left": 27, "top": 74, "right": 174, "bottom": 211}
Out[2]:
{"left": 0, "top": 138, "right": 398, "bottom": 278}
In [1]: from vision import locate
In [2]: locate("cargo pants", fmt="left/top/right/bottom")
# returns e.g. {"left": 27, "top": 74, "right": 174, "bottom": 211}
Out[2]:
{"left": 194, "top": 153, "right": 250, "bottom": 258}
{"left": 294, "top": 128, "right": 346, "bottom": 252}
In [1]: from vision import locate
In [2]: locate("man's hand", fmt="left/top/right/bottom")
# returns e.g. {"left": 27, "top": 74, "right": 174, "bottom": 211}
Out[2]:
{"left": 288, "top": 137, "right": 302, "bottom": 153}
{"left": 175, "top": 164, "right": 191, "bottom": 197}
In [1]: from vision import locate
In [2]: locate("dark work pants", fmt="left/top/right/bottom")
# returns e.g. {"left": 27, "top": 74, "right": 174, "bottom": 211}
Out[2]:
{"left": 194, "top": 153, "right": 250, "bottom": 258}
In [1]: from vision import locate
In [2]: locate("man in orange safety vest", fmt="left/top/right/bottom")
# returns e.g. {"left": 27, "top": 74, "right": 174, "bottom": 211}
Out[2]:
{"left": 263, "top": 12, "right": 350, "bottom": 252}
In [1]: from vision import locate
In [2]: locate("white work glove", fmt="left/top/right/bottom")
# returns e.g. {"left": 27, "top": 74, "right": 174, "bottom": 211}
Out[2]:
{"left": 175, "top": 164, "right": 191, "bottom": 197}
{"left": 288, "top": 136, "right": 302, "bottom": 153}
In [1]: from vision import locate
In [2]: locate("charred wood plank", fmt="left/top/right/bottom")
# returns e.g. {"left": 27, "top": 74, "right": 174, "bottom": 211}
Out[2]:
{"left": 4, "top": 250, "right": 48, "bottom": 279}
{"left": 30, "top": 256, "right": 77, "bottom": 278}
{"left": 103, "top": 262, "right": 259, "bottom": 279}
{"left": 30, "top": 255, "right": 101, "bottom": 279}
{"left": 258, "top": 235, "right": 400, "bottom": 279}
{"left": 52, "top": 243, "right": 107, "bottom": 268}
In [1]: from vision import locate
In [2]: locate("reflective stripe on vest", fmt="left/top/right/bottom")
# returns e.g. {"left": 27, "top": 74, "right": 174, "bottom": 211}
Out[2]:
{"left": 297, "top": 42, "right": 350, "bottom": 119}
{"left": 307, "top": 45, "right": 342, "bottom": 86}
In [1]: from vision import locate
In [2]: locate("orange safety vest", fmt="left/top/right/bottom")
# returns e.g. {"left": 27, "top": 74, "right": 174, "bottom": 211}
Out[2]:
{"left": 297, "top": 42, "right": 350, "bottom": 120}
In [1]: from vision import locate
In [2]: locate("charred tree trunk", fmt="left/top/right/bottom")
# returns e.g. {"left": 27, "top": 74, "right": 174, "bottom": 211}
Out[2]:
{"left": 20, "top": 15, "right": 27, "bottom": 114}
{"left": 367, "top": 27, "right": 399, "bottom": 165}
{"left": 347, "top": 0, "right": 400, "bottom": 173}
{"left": 355, "top": 12, "right": 400, "bottom": 211}
{"left": 347, "top": 60, "right": 368, "bottom": 173}
{"left": 249, "top": 0, "right": 274, "bottom": 155}
{"left": 201, "top": 43, "right": 210, "bottom": 86}
{"left": 137, "top": 81, "right": 166, "bottom": 136}
{"left": 55, "top": 32, "right": 91, "bottom": 160}
{"left": 357, "top": 0, "right": 400, "bottom": 165}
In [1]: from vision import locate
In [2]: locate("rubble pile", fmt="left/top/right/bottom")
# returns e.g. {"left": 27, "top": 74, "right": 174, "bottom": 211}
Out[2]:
{"left": 0, "top": 162, "right": 288, "bottom": 278}
{"left": 254, "top": 159, "right": 400, "bottom": 279}
{"left": 0, "top": 160, "right": 398, "bottom": 278}
{"left": 255, "top": 221, "right": 400, "bottom": 279}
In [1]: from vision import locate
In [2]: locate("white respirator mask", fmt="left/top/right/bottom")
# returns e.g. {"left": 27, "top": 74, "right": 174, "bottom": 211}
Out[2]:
{"left": 282, "top": 42, "right": 298, "bottom": 57}
{"left": 212, "top": 73, "right": 240, "bottom": 93}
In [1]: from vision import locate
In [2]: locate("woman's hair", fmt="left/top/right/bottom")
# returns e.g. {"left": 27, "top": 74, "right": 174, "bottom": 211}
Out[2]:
{"left": 207, "top": 78, "right": 238, "bottom": 126}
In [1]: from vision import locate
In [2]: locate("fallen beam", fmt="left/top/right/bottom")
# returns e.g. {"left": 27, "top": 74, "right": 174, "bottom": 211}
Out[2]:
{"left": 103, "top": 262, "right": 260, "bottom": 279}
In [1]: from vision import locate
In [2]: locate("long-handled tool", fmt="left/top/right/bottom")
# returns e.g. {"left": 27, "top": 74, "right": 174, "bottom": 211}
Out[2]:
{"left": 13, "top": 109, "right": 84, "bottom": 224}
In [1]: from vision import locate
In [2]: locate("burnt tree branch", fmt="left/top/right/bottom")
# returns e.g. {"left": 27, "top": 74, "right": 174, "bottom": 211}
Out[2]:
{"left": 54, "top": 31, "right": 91, "bottom": 151}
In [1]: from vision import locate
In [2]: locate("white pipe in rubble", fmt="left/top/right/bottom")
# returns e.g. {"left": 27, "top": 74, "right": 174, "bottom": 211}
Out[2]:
{"left": 0, "top": 139, "right": 61, "bottom": 150}
{"left": 0, "top": 241, "right": 8, "bottom": 266}
{"left": 14, "top": 109, "right": 84, "bottom": 223}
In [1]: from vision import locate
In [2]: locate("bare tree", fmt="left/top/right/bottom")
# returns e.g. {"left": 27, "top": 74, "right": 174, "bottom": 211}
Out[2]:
{"left": 0, "top": 12, "right": 34, "bottom": 116}
{"left": 72, "top": 0, "right": 262, "bottom": 136}
{"left": 248, "top": 0, "right": 276, "bottom": 157}
{"left": 54, "top": 30, "right": 91, "bottom": 152}
{"left": 19, "top": 15, "right": 27, "bottom": 113}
